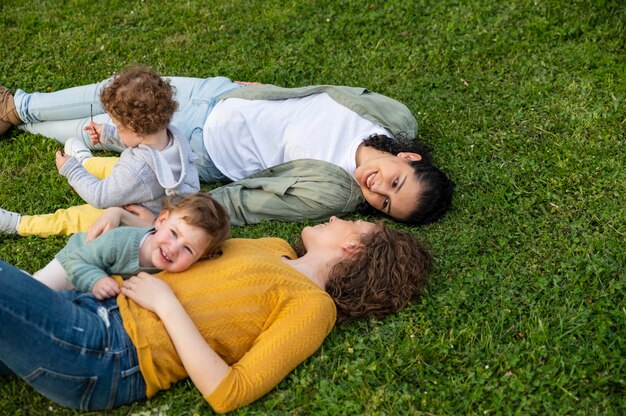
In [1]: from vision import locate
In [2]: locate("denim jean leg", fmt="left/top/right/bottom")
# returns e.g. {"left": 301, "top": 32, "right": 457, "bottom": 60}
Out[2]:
{"left": 190, "top": 127, "right": 229, "bottom": 183}
{"left": 14, "top": 79, "right": 112, "bottom": 146}
{"left": 168, "top": 76, "right": 240, "bottom": 140}
{"left": 14, "top": 80, "right": 109, "bottom": 122}
{"left": 105, "top": 302, "right": 147, "bottom": 408}
{"left": 0, "top": 261, "right": 145, "bottom": 410}
{"left": 0, "top": 360, "right": 13, "bottom": 377}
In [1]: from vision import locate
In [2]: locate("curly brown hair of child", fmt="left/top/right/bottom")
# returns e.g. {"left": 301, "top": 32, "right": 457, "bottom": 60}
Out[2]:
{"left": 100, "top": 65, "right": 178, "bottom": 135}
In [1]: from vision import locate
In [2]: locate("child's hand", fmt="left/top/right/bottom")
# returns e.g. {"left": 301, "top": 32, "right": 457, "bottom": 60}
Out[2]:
{"left": 84, "top": 122, "right": 103, "bottom": 146}
{"left": 124, "top": 204, "right": 157, "bottom": 224}
{"left": 86, "top": 207, "right": 125, "bottom": 242}
{"left": 92, "top": 276, "right": 121, "bottom": 300}
{"left": 55, "top": 150, "right": 71, "bottom": 171}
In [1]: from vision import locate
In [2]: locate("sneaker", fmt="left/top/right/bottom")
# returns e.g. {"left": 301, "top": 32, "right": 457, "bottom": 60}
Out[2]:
{"left": 0, "top": 208, "right": 20, "bottom": 234}
{"left": 64, "top": 137, "right": 93, "bottom": 165}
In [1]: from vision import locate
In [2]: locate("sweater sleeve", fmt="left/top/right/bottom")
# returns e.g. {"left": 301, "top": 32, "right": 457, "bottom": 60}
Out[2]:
{"left": 208, "top": 178, "right": 324, "bottom": 225}
{"left": 61, "top": 230, "right": 125, "bottom": 291}
{"left": 59, "top": 152, "right": 162, "bottom": 209}
{"left": 205, "top": 292, "right": 336, "bottom": 413}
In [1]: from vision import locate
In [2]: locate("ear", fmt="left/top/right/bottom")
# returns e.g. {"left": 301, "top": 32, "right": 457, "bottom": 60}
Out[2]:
{"left": 397, "top": 152, "right": 422, "bottom": 162}
{"left": 154, "top": 210, "right": 170, "bottom": 230}
{"left": 342, "top": 239, "right": 365, "bottom": 256}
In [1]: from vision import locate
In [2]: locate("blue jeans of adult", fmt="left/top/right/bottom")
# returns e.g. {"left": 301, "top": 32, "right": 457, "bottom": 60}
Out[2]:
{"left": 13, "top": 76, "right": 239, "bottom": 183}
{"left": 0, "top": 260, "right": 146, "bottom": 410}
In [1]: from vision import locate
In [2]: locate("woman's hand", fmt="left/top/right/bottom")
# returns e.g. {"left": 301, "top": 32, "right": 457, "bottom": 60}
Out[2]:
{"left": 86, "top": 207, "right": 125, "bottom": 242}
{"left": 123, "top": 204, "right": 157, "bottom": 224}
{"left": 84, "top": 122, "right": 103, "bottom": 146}
{"left": 234, "top": 81, "right": 264, "bottom": 86}
{"left": 121, "top": 272, "right": 178, "bottom": 315}
{"left": 122, "top": 272, "right": 230, "bottom": 397}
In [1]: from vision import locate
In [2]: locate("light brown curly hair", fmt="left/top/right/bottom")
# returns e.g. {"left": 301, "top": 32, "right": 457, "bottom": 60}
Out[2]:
{"left": 100, "top": 65, "right": 177, "bottom": 135}
{"left": 324, "top": 224, "right": 432, "bottom": 325}
{"left": 161, "top": 193, "right": 230, "bottom": 258}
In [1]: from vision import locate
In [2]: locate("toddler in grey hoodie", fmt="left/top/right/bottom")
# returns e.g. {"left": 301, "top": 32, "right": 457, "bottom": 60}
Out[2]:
{"left": 55, "top": 65, "right": 199, "bottom": 217}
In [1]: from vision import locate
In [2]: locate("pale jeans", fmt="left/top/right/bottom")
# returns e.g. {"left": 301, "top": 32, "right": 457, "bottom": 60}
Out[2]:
{"left": 14, "top": 76, "right": 238, "bottom": 182}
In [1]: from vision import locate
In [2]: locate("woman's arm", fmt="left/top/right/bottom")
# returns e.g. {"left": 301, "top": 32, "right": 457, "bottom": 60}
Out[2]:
{"left": 122, "top": 271, "right": 335, "bottom": 413}
{"left": 208, "top": 159, "right": 363, "bottom": 225}
{"left": 204, "top": 289, "right": 336, "bottom": 413}
{"left": 120, "top": 272, "right": 229, "bottom": 395}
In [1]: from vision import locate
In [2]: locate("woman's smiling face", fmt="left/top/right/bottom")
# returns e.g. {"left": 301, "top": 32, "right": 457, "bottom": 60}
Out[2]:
{"left": 354, "top": 152, "right": 423, "bottom": 221}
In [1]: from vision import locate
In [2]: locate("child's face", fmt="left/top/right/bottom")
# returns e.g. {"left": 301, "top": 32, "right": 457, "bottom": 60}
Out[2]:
{"left": 112, "top": 117, "right": 143, "bottom": 148}
{"left": 146, "top": 211, "right": 211, "bottom": 273}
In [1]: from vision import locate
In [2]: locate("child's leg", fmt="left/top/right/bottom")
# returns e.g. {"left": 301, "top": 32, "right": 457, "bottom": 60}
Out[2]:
{"left": 83, "top": 156, "right": 120, "bottom": 179}
{"left": 32, "top": 259, "right": 74, "bottom": 291}
{"left": 0, "top": 208, "right": 20, "bottom": 234}
{"left": 18, "top": 204, "right": 105, "bottom": 237}
{"left": 1, "top": 158, "right": 118, "bottom": 236}
{"left": 9, "top": 156, "right": 116, "bottom": 237}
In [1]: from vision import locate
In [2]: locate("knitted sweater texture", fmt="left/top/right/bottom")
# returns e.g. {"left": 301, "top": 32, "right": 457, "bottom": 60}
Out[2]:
{"left": 117, "top": 237, "right": 336, "bottom": 413}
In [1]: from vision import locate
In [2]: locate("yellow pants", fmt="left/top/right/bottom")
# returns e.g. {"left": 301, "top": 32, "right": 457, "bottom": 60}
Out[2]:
{"left": 18, "top": 157, "right": 120, "bottom": 237}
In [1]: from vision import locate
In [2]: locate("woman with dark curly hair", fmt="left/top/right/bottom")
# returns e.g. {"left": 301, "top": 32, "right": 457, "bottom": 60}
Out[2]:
{"left": 0, "top": 70, "right": 453, "bottom": 236}
{"left": 0, "top": 211, "right": 432, "bottom": 413}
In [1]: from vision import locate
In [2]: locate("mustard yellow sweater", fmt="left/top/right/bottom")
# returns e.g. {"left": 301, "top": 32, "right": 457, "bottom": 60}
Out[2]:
{"left": 117, "top": 237, "right": 337, "bottom": 413}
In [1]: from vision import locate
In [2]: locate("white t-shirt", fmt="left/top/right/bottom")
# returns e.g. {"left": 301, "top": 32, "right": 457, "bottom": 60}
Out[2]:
{"left": 202, "top": 92, "right": 390, "bottom": 180}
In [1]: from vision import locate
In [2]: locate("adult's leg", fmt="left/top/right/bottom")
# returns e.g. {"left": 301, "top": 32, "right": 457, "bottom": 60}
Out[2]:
{"left": 13, "top": 80, "right": 114, "bottom": 148}
{"left": 167, "top": 76, "right": 240, "bottom": 140}
{"left": 0, "top": 84, "right": 21, "bottom": 134}
{"left": 0, "top": 360, "right": 13, "bottom": 376}
{"left": 0, "top": 260, "right": 146, "bottom": 410}
{"left": 13, "top": 75, "right": 239, "bottom": 151}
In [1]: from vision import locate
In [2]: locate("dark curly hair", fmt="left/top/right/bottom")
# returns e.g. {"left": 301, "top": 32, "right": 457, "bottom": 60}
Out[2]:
{"left": 100, "top": 65, "right": 177, "bottom": 135}
{"left": 358, "top": 134, "right": 454, "bottom": 225}
{"left": 161, "top": 193, "right": 230, "bottom": 258}
{"left": 296, "top": 223, "right": 432, "bottom": 324}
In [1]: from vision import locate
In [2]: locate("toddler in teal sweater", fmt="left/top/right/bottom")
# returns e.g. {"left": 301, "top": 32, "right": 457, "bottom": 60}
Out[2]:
{"left": 33, "top": 194, "right": 229, "bottom": 299}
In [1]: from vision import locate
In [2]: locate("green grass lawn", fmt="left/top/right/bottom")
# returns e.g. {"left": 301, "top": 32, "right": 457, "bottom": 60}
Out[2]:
{"left": 0, "top": 0, "right": 624, "bottom": 414}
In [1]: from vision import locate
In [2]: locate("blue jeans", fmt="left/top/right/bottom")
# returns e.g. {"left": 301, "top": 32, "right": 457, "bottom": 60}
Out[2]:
{"left": 0, "top": 260, "right": 146, "bottom": 410}
{"left": 14, "top": 76, "right": 239, "bottom": 182}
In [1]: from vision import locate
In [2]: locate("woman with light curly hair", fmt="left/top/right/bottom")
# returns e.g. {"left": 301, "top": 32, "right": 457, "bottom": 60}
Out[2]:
{"left": 0, "top": 211, "right": 432, "bottom": 413}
